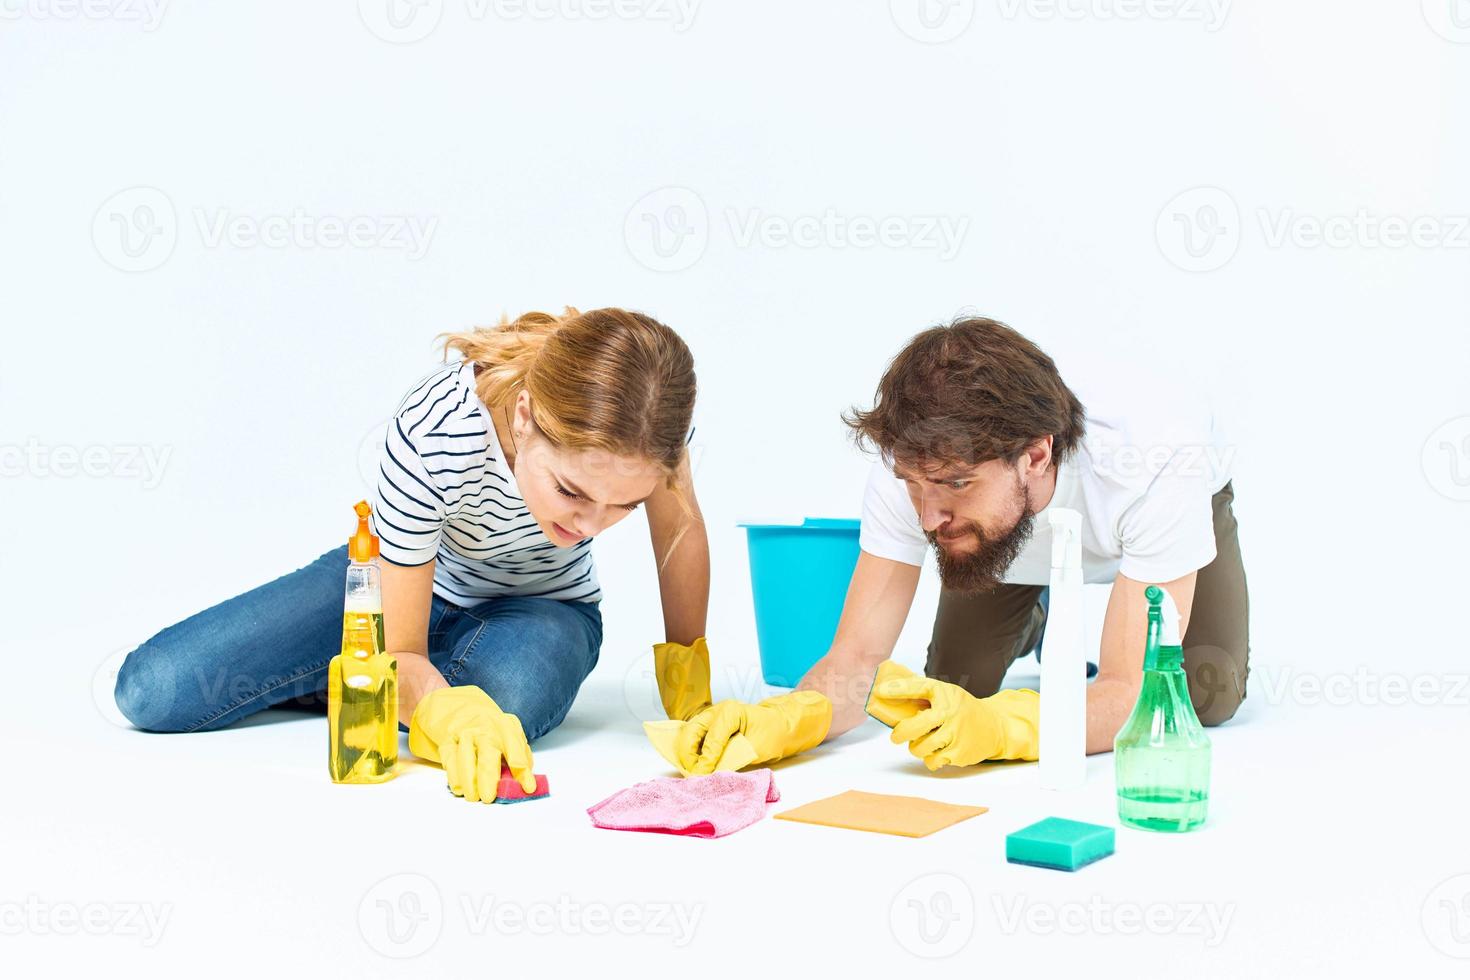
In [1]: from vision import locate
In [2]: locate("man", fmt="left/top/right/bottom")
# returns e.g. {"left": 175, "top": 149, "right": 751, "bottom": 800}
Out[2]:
{"left": 662, "top": 316, "right": 1248, "bottom": 773}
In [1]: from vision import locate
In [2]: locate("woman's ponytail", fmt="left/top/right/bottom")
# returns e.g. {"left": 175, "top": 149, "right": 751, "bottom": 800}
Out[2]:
{"left": 438, "top": 308, "right": 574, "bottom": 410}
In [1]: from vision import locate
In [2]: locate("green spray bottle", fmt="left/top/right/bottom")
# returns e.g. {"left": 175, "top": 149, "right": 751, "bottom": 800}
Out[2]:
{"left": 1114, "top": 585, "right": 1211, "bottom": 832}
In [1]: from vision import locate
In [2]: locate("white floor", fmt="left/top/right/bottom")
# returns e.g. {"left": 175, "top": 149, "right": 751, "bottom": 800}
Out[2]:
{"left": 16, "top": 629, "right": 1470, "bottom": 978}
{"left": 7, "top": 1, "right": 1468, "bottom": 972}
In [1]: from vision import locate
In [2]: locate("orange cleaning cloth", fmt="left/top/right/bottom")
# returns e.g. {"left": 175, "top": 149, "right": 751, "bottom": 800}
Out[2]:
{"left": 773, "top": 790, "right": 987, "bottom": 838}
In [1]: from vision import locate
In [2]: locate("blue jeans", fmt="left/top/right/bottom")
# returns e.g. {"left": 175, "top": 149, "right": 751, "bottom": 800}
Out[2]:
{"left": 114, "top": 545, "right": 602, "bottom": 740}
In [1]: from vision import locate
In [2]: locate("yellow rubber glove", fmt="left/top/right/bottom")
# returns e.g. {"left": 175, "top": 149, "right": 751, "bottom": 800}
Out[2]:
{"left": 652, "top": 636, "right": 714, "bottom": 722}
{"left": 864, "top": 660, "right": 927, "bottom": 727}
{"left": 674, "top": 692, "right": 832, "bottom": 776}
{"left": 644, "top": 720, "right": 760, "bottom": 776}
{"left": 407, "top": 685, "right": 536, "bottom": 802}
{"left": 866, "top": 662, "right": 1039, "bottom": 769}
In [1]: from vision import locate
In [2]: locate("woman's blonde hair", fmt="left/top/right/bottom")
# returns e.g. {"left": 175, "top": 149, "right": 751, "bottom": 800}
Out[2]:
{"left": 438, "top": 307, "right": 696, "bottom": 529}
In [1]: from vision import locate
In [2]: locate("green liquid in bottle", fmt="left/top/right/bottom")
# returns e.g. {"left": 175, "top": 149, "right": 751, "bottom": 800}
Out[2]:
{"left": 1117, "top": 788, "right": 1210, "bottom": 833}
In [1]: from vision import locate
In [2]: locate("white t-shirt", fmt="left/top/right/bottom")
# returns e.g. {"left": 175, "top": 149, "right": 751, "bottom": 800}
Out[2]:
{"left": 858, "top": 360, "right": 1234, "bottom": 586}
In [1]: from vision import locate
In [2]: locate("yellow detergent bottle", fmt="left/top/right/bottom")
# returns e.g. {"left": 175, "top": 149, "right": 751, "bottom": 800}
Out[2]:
{"left": 328, "top": 501, "right": 398, "bottom": 783}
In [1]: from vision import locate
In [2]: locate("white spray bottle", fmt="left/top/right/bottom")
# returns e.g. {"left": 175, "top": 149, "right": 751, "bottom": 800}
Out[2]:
{"left": 1039, "top": 507, "right": 1088, "bottom": 791}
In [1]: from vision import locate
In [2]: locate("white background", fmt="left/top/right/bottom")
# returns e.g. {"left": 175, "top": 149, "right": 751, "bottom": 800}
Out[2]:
{"left": 4, "top": 1, "right": 1470, "bottom": 976}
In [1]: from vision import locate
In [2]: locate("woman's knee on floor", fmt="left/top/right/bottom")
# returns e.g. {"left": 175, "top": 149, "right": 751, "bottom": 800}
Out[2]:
{"left": 115, "top": 546, "right": 348, "bottom": 732}
{"left": 114, "top": 636, "right": 210, "bottom": 733}
{"left": 1185, "top": 642, "right": 1248, "bottom": 727}
{"left": 115, "top": 629, "right": 324, "bottom": 733}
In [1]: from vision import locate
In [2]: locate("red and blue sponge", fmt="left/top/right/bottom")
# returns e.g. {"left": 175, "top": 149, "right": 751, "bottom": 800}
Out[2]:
{"left": 494, "top": 762, "right": 549, "bottom": 804}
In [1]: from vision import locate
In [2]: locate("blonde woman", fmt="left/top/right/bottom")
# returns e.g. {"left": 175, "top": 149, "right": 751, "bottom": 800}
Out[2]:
{"left": 114, "top": 307, "right": 713, "bottom": 802}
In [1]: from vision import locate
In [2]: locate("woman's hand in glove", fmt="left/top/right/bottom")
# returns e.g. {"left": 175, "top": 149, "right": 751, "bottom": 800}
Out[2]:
{"left": 407, "top": 685, "right": 536, "bottom": 802}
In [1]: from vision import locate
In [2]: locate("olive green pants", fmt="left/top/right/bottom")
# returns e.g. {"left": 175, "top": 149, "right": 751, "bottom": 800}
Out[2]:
{"left": 925, "top": 481, "right": 1249, "bottom": 726}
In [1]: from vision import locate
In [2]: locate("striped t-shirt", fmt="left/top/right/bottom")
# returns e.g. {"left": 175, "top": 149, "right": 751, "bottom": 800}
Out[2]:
{"left": 369, "top": 360, "right": 601, "bottom": 605}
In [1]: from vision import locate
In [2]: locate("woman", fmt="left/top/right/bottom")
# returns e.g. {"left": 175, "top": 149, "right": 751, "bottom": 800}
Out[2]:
{"left": 114, "top": 306, "right": 710, "bottom": 802}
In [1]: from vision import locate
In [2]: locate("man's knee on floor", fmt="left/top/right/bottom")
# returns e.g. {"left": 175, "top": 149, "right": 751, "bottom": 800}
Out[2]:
{"left": 1186, "top": 645, "right": 1247, "bottom": 727}
{"left": 1196, "top": 692, "right": 1243, "bottom": 727}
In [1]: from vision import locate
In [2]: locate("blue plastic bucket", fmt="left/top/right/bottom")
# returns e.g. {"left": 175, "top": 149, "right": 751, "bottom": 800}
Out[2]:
{"left": 739, "top": 517, "right": 862, "bottom": 686}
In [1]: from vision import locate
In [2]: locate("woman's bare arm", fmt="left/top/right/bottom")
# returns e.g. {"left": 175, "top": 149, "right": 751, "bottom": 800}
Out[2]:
{"left": 645, "top": 455, "right": 709, "bottom": 645}
{"left": 380, "top": 557, "right": 447, "bottom": 724}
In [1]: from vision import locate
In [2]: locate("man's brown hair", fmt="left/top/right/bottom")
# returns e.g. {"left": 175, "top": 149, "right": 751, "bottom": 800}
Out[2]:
{"left": 844, "top": 316, "right": 1086, "bottom": 469}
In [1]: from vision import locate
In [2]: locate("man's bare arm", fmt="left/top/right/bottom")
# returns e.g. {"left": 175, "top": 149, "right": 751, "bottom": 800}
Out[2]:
{"left": 796, "top": 551, "right": 921, "bottom": 740}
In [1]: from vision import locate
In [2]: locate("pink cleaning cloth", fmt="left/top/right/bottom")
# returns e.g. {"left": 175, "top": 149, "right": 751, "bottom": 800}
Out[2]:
{"left": 586, "top": 769, "right": 780, "bottom": 839}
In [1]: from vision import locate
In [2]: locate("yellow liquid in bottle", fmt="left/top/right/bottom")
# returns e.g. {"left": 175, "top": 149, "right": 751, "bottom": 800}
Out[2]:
{"left": 328, "top": 610, "right": 397, "bottom": 783}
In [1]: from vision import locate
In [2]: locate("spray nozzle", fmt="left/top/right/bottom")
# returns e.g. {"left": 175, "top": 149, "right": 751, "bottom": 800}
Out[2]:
{"left": 1145, "top": 585, "right": 1182, "bottom": 647}
{"left": 1047, "top": 507, "right": 1083, "bottom": 570}
{"left": 349, "top": 500, "right": 379, "bottom": 563}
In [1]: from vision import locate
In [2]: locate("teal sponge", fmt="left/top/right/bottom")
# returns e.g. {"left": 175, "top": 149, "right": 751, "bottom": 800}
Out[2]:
{"left": 1006, "top": 817, "right": 1115, "bottom": 871}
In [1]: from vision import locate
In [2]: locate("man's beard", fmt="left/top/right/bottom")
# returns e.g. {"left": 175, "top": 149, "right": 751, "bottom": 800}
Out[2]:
{"left": 925, "top": 481, "right": 1035, "bottom": 594}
